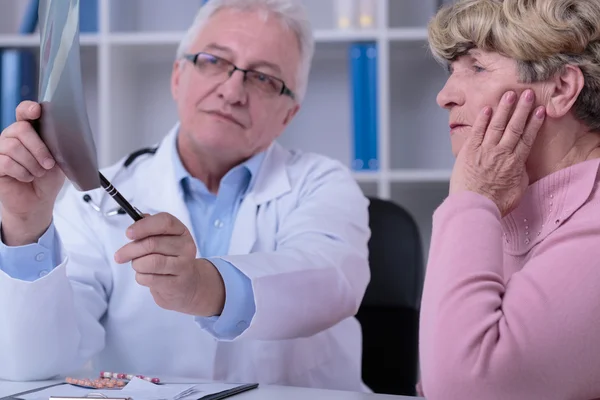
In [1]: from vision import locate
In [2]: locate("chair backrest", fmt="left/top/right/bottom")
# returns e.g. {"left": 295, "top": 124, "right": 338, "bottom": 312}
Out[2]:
{"left": 355, "top": 197, "right": 424, "bottom": 396}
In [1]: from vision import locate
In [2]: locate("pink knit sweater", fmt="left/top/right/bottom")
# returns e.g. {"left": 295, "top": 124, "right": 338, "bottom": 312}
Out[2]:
{"left": 419, "top": 158, "right": 600, "bottom": 400}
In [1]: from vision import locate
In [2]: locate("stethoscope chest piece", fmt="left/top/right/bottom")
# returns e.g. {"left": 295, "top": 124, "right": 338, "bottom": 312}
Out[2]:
{"left": 83, "top": 194, "right": 127, "bottom": 217}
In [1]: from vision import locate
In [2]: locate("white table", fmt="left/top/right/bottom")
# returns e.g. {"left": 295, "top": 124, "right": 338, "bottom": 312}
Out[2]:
{"left": 0, "top": 379, "right": 424, "bottom": 400}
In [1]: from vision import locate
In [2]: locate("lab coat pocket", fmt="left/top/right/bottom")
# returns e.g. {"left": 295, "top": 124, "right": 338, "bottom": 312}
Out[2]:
{"left": 250, "top": 332, "right": 333, "bottom": 384}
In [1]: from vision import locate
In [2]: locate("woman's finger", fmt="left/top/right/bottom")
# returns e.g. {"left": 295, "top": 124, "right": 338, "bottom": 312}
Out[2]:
{"left": 481, "top": 91, "right": 517, "bottom": 147}
{"left": 467, "top": 106, "right": 493, "bottom": 149}
{"left": 498, "top": 89, "right": 537, "bottom": 150}
{"left": 515, "top": 106, "right": 545, "bottom": 158}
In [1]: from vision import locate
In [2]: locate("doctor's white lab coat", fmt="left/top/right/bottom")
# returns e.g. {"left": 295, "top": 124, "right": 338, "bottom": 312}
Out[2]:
{"left": 0, "top": 125, "right": 372, "bottom": 392}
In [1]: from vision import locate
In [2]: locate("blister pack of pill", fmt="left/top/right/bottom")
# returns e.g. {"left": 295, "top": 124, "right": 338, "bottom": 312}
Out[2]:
{"left": 64, "top": 372, "right": 160, "bottom": 389}
{"left": 64, "top": 376, "right": 126, "bottom": 389}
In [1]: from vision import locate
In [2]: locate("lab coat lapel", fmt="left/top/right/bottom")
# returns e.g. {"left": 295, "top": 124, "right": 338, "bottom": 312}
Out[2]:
{"left": 133, "top": 126, "right": 198, "bottom": 257}
{"left": 228, "top": 142, "right": 291, "bottom": 255}
{"left": 228, "top": 196, "right": 258, "bottom": 256}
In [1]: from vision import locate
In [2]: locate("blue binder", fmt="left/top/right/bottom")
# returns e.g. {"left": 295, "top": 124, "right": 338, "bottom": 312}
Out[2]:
{"left": 79, "top": 0, "right": 98, "bottom": 32}
{"left": 1, "top": 0, "right": 40, "bottom": 131}
{"left": 349, "top": 42, "right": 379, "bottom": 171}
{"left": 364, "top": 42, "right": 379, "bottom": 170}
{"left": 349, "top": 43, "right": 366, "bottom": 170}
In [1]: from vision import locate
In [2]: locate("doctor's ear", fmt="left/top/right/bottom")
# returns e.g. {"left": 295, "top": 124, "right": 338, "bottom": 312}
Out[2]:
{"left": 282, "top": 104, "right": 300, "bottom": 126}
{"left": 544, "top": 64, "right": 584, "bottom": 119}
{"left": 171, "top": 60, "right": 183, "bottom": 100}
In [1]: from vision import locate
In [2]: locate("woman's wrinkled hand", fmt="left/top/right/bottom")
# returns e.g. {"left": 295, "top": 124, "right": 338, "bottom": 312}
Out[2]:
{"left": 450, "top": 89, "right": 546, "bottom": 217}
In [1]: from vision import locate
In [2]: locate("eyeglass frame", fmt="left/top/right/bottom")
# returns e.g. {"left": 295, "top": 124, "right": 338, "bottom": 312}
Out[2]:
{"left": 182, "top": 52, "right": 296, "bottom": 100}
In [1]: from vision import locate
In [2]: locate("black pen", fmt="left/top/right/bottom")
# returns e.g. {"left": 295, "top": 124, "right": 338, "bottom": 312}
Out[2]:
{"left": 99, "top": 172, "right": 144, "bottom": 221}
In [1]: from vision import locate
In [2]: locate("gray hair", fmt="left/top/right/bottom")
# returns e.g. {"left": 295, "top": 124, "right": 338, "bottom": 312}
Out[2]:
{"left": 176, "top": 0, "right": 315, "bottom": 103}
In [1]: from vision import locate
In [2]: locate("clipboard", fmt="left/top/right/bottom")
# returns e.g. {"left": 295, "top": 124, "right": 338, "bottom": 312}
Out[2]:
{"left": 0, "top": 383, "right": 66, "bottom": 400}
{"left": 49, "top": 396, "right": 131, "bottom": 400}
{"left": 1, "top": 383, "right": 259, "bottom": 400}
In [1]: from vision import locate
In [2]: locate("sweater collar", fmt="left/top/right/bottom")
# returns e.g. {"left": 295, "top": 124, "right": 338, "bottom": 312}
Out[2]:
{"left": 501, "top": 158, "right": 600, "bottom": 255}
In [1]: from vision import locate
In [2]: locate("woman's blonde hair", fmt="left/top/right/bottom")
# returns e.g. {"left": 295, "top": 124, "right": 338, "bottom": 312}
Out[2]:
{"left": 428, "top": 0, "right": 600, "bottom": 130}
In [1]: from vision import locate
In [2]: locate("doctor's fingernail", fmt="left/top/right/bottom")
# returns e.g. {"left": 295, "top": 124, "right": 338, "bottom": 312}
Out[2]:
{"left": 114, "top": 252, "right": 125, "bottom": 264}
{"left": 42, "top": 158, "right": 55, "bottom": 169}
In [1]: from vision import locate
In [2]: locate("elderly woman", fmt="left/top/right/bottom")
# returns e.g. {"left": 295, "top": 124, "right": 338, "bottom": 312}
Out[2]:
{"left": 418, "top": 0, "right": 600, "bottom": 399}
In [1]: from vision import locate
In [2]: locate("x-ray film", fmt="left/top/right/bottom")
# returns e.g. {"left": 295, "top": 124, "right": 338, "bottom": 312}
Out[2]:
{"left": 37, "top": 0, "right": 100, "bottom": 191}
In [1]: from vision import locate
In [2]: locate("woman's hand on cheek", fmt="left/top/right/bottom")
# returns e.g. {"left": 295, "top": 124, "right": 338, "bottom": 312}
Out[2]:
{"left": 450, "top": 89, "right": 546, "bottom": 217}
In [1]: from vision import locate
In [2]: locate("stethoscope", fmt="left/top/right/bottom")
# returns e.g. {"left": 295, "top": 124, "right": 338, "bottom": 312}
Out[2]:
{"left": 81, "top": 146, "right": 157, "bottom": 219}
{"left": 82, "top": 194, "right": 127, "bottom": 217}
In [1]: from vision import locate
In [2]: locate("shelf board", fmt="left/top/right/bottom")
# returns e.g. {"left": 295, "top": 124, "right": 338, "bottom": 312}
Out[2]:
{"left": 107, "top": 29, "right": 381, "bottom": 46}
{"left": 389, "top": 169, "right": 451, "bottom": 182}
{"left": 352, "top": 171, "right": 380, "bottom": 183}
{"left": 387, "top": 28, "right": 428, "bottom": 41}
{"left": 0, "top": 33, "right": 100, "bottom": 47}
{"left": 352, "top": 169, "right": 452, "bottom": 183}
{"left": 313, "top": 29, "right": 380, "bottom": 42}
{"left": 109, "top": 32, "right": 183, "bottom": 46}
{"left": 0, "top": 28, "right": 427, "bottom": 48}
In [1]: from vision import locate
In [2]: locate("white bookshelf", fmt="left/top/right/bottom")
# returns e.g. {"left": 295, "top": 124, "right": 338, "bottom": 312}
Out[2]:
{"left": 0, "top": 0, "right": 454, "bottom": 258}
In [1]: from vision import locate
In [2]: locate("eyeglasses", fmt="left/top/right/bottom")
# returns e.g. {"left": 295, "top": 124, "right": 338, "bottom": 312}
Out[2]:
{"left": 183, "top": 52, "right": 295, "bottom": 100}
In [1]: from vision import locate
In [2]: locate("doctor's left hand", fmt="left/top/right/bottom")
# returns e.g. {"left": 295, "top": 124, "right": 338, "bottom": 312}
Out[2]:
{"left": 114, "top": 212, "right": 226, "bottom": 317}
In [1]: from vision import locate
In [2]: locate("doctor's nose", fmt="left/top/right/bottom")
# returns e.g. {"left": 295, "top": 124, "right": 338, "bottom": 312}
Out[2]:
{"left": 217, "top": 70, "right": 248, "bottom": 106}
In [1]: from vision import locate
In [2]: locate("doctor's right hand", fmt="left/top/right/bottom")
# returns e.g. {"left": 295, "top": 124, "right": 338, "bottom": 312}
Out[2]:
{"left": 0, "top": 101, "right": 65, "bottom": 246}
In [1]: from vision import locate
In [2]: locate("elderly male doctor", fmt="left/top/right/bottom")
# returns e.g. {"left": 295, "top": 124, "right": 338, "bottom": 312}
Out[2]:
{"left": 0, "top": 0, "right": 370, "bottom": 391}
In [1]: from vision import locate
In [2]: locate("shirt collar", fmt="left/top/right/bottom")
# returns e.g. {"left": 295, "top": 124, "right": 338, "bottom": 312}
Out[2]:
{"left": 171, "top": 128, "right": 265, "bottom": 197}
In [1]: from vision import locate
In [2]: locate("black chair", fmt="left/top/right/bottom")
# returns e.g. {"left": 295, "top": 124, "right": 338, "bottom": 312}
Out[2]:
{"left": 355, "top": 197, "right": 424, "bottom": 396}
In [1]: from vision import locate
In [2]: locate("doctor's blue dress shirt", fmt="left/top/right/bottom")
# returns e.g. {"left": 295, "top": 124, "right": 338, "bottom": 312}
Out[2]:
{"left": 0, "top": 133, "right": 263, "bottom": 340}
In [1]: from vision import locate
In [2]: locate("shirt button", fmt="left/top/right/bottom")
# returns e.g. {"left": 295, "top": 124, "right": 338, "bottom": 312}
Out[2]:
{"left": 39, "top": 270, "right": 49, "bottom": 277}
{"left": 236, "top": 321, "right": 248, "bottom": 330}
{"left": 35, "top": 252, "right": 46, "bottom": 262}
{"left": 214, "top": 219, "right": 224, "bottom": 228}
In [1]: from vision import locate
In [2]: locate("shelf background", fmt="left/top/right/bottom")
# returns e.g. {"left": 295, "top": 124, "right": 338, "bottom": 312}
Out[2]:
{"left": 0, "top": 0, "right": 454, "bottom": 260}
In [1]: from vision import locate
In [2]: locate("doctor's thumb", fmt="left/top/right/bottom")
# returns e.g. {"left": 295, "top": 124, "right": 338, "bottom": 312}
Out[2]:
{"left": 16, "top": 101, "right": 41, "bottom": 122}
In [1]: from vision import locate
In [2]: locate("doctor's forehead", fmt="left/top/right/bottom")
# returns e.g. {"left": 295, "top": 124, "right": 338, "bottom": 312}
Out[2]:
{"left": 189, "top": 8, "right": 300, "bottom": 71}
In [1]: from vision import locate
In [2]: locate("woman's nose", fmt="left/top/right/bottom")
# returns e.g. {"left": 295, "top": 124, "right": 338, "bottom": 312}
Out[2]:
{"left": 436, "top": 76, "right": 463, "bottom": 109}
